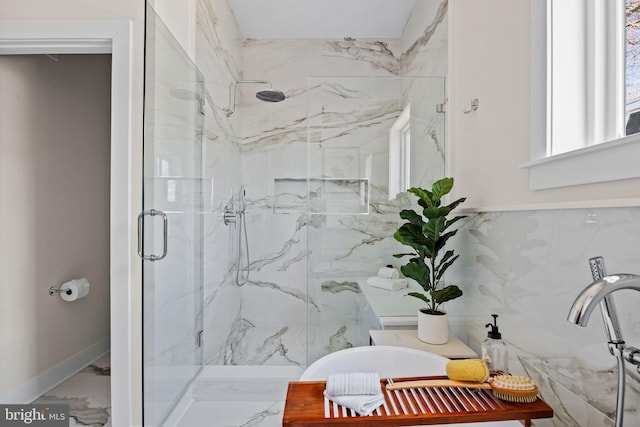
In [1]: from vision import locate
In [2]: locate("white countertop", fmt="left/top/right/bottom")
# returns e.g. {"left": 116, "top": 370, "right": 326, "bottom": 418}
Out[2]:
{"left": 369, "top": 329, "right": 478, "bottom": 359}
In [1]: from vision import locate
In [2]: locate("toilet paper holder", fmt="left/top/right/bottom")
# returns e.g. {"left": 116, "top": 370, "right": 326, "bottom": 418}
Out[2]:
{"left": 49, "top": 286, "right": 72, "bottom": 296}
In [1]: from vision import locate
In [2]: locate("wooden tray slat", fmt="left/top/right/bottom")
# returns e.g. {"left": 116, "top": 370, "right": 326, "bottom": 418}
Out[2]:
{"left": 282, "top": 376, "right": 553, "bottom": 427}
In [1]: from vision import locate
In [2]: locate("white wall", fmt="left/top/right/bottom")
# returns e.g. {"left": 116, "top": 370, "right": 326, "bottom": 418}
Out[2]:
{"left": 151, "top": 0, "right": 197, "bottom": 61}
{"left": 0, "top": 54, "right": 111, "bottom": 397}
{"left": 449, "top": 0, "right": 640, "bottom": 211}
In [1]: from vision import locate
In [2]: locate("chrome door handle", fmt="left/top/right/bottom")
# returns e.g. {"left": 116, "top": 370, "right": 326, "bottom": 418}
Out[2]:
{"left": 137, "top": 209, "right": 168, "bottom": 261}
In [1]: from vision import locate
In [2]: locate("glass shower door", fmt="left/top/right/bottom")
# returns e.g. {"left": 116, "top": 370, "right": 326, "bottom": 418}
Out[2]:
{"left": 142, "top": 5, "right": 204, "bottom": 426}
{"left": 306, "top": 76, "right": 446, "bottom": 364}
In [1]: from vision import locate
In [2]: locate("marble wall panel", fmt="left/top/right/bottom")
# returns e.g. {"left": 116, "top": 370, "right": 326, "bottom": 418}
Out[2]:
{"left": 237, "top": 1, "right": 448, "bottom": 367}
{"left": 195, "top": 0, "right": 246, "bottom": 363}
{"left": 445, "top": 207, "right": 640, "bottom": 426}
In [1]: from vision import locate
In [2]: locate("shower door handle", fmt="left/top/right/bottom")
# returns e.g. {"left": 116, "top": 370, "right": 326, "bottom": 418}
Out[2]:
{"left": 137, "top": 209, "right": 168, "bottom": 261}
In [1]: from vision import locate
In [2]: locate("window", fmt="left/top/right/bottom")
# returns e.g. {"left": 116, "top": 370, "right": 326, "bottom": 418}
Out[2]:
{"left": 523, "top": 0, "right": 640, "bottom": 190}
{"left": 389, "top": 104, "right": 411, "bottom": 199}
{"left": 626, "top": 1, "right": 640, "bottom": 134}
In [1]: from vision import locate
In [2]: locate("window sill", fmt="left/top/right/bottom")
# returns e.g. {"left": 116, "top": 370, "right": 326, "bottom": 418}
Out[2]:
{"left": 520, "top": 134, "right": 640, "bottom": 190}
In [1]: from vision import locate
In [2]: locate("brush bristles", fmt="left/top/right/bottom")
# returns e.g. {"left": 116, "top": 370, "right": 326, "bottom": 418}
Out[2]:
{"left": 489, "top": 375, "right": 539, "bottom": 404}
{"left": 491, "top": 389, "right": 538, "bottom": 403}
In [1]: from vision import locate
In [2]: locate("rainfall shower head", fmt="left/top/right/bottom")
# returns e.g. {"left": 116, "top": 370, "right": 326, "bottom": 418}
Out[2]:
{"left": 225, "top": 80, "right": 285, "bottom": 116}
{"left": 170, "top": 87, "right": 201, "bottom": 101}
{"left": 256, "top": 89, "right": 286, "bottom": 103}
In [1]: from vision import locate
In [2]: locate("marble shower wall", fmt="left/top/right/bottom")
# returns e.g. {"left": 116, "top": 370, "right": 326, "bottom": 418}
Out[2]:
{"left": 240, "top": 1, "right": 449, "bottom": 367}
{"left": 195, "top": 0, "right": 246, "bottom": 364}
{"left": 446, "top": 207, "right": 640, "bottom": 427}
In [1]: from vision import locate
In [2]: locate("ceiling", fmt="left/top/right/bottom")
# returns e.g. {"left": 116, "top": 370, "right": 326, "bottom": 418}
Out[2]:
{"left": 227, "top": 0, "right": 418, "bottom": 39}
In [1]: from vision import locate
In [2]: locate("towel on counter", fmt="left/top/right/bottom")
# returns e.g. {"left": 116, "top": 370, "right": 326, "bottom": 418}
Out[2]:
{"left": 367, "top": 276, "right": 408, "bottom": 291}
{"left": 324, "top": 372, "right": 385, "bottom": 416}
{"left": 377, "top": 266, "right": 400, "bottom": 279}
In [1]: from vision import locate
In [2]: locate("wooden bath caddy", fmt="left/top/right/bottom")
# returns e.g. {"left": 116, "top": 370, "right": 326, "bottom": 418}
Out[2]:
{"left": 282, "top": 376, "right": 553, "bottom": 426}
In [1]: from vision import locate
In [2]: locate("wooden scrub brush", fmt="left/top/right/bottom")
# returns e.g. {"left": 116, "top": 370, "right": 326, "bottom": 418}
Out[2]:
{"left": 489, "top": 375, "right": 539, "bottom": 403}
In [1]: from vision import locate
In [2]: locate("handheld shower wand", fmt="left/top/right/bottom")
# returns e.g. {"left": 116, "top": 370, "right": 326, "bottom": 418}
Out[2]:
{"left": 222, "top": 186, "right": 250, "bottom": 286}
{"left": 236, "top": 186, "right": 250, "bottom": 286}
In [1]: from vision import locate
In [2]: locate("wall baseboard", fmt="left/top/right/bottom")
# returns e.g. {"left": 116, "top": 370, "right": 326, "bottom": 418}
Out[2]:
{"left": 0, "top": 337, "right": 110, "bottom": 404}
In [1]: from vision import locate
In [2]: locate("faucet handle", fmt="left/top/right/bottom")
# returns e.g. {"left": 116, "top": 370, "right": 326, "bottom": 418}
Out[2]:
{"left": 622, "top": 346, "right": 640, "bottom": 366}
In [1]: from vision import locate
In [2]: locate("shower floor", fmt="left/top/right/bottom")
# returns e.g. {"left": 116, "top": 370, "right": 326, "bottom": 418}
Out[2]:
{"left": 32, "top": 353, "right": 111, "bottom": 427}
{"left": 29, "top": 360, "right": 299, "bottom": 426}
{"left": 175, "top": 365, "right": 303, "bottom": 427}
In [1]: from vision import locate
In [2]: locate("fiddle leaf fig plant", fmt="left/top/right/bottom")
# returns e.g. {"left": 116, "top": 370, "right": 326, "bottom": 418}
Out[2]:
{"left": 393, "top": 177, "right": 466, "bottom": 315}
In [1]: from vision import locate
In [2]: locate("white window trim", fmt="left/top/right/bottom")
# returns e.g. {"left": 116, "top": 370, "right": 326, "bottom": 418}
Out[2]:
{"left": 522, "top": 0, "right": 640, "bottom": 190}
{"left": 388, "top": 103, "right": 411, "bottom": 199}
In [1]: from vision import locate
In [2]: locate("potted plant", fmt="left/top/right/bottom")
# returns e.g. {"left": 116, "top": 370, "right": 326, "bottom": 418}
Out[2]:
{"left": 393, "top": 177, "right": 466, "bottom": 344}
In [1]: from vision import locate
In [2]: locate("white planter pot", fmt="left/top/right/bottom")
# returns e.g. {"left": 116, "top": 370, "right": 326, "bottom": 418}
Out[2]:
{"left": 417, "top": 310, "right": 449, "bottom": 344}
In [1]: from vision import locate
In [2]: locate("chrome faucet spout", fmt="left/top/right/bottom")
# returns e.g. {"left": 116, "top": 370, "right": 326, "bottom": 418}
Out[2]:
{"left": 567, "top": 273, "right": 640, "bottom": 327}
{"left": 568, "top": 270, "right": 640, "bottom": 427}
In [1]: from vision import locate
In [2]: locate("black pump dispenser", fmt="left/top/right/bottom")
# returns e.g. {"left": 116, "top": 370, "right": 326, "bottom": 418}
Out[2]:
{"left": 482, "top": 313, "right": 508, "bottom": 374}
{"left": 486, "top": 314, "right": 502, "bottom": 339}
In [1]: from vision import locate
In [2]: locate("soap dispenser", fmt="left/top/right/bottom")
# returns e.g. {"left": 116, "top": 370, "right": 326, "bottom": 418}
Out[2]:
{"left": 482, "top": 314, "right": 508, "bottom": 376}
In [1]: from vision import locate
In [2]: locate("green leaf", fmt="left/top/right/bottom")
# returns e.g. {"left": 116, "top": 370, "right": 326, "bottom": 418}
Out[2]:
{"left": 432, "top": 285, "right": 463, "bottom": 304}
{"left": 407, "top": 291, "right": 431, "bottom": 306}
{"left": 408, "top": 187, "right": 435, "bottom": 208}
{"left": 436, "top": 254, "right": 459, "bottom": 281}
{"left": 392, "top": 253, "right": 414, "bottom": 258}
{"left": 394, "top": 226, "right": 431, "bottom": 258}
{"left": 434, "top": 250, "right": 455, "bottom": 275}
{"left": 434, "top": 230, "right": 458, "bottom": 254}
{"left": 422, "top": 206, "right": 452, "bottom": 220}
{"left": 444, "top": 215, "right": 466, "bottom": 230}
{"left": 401, "top": 261, "right": 431, "bottom": 289}
{"left": 445, "top": 197, "right": 467, "bottom": 211}
{"left": 431, "top": 177, "right": 454, "bottom": 200}
{"left": 422, "top": 217, "right": 446, "bottom": 242}
{"left": 399, "top": 209, "right": 424, "bottom": 226}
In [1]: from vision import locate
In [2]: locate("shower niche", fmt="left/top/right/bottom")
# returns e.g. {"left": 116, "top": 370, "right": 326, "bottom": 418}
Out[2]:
{"left": 274, "top": 178, "right": 369, "bottom": 215}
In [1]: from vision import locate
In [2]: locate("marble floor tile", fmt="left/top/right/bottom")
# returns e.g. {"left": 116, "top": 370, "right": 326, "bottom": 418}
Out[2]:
{"left": 178, "top": 401, "right": 284, "bottom": 427}
{"left": 32, "top": 353, "right": 111, "bottom": 427}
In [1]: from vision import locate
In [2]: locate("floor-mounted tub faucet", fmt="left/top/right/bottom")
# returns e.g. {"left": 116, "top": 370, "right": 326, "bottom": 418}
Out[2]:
{"left": 567, "top": 257, "right": 640, "bottom": 427}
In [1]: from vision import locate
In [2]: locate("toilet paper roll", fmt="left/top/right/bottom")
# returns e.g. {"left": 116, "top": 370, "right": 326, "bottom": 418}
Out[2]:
{"left": 60, "top": 277, "right": 90, "bottom": 302}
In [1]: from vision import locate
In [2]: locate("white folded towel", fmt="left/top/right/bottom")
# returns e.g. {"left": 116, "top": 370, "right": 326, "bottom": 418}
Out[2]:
{"left": 367, "top": 276, "right": 408, "bottom": 291}
{"left": 325, "top": 372, "right": 381, "bottom": 396}
{"left": 377, "top": 266, "right": 400, "bottom": 279}
{"left": 322, "top": 392, "right": 385, "bottom": 416}
{"left": 324, "top": 372, "right": 384, "bottom": 416}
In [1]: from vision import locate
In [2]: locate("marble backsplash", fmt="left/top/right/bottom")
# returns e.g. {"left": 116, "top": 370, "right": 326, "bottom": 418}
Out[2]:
{"left": 446, "top": 207, "right": 640, "bottom": 426}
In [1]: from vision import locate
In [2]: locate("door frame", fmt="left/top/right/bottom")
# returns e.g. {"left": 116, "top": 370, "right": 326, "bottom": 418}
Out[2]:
{"left": 0, "top": 20, "right": 141, "bottom": 426}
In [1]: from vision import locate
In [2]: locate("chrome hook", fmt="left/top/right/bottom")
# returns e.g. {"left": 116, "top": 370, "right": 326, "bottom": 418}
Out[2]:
{"left": 463, "top": 98, "right": 479, "bottom": 114}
